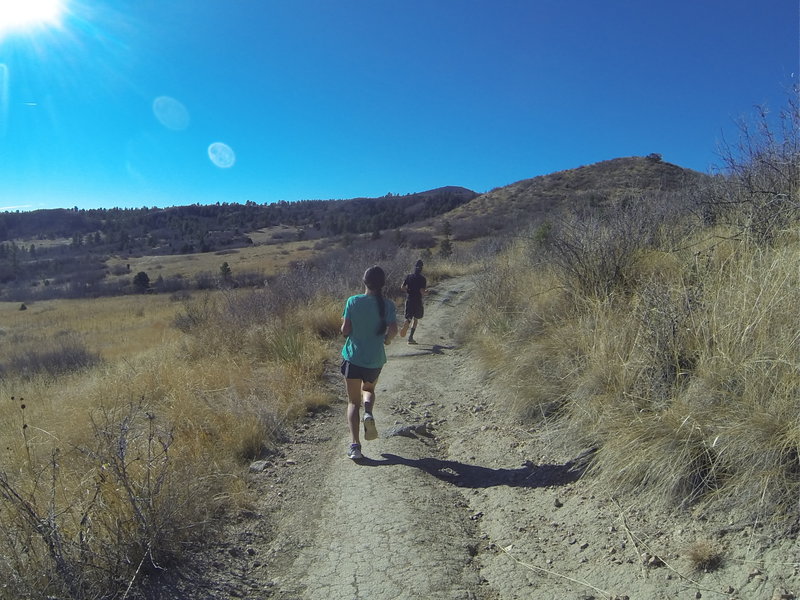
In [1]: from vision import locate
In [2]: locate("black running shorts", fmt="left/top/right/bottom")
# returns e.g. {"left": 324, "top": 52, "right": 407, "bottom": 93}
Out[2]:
{"left": 404, "top": 296, "right": 424, "bottom": 320}
{"left": 340, "top": 360, "right": 382, "bottom": 383}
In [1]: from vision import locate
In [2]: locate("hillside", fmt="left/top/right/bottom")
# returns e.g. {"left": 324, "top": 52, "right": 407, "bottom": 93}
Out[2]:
{"left": 0, "top": 186, "right": 476, "bottom": 301}
{"left": 442, "top": 155, "right": 711, "bottom": 240}
{"left": 0, "top": 186, "right": 477, "bottom": 248}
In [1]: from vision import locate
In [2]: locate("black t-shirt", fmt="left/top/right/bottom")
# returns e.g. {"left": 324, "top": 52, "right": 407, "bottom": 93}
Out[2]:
{"left": 402, "top": 272, "right": 427, "bottom": 298}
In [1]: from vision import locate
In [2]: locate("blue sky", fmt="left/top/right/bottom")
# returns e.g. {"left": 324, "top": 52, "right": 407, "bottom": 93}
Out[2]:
{"left": 0, "top": 0, "right": 796, "bottom": 211}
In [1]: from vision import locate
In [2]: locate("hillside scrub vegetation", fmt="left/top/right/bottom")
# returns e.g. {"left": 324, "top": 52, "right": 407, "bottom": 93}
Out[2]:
{"left": 0, "top": 277, "right": 322, "bottom": 597}
{"left": 444, "top": 153, "right": 710, "bottom": 242}
{"left": 464, "top": 94, "right": 799, "bottom": 530}
{"left": 0, "top": 242, "right": 468, "bottom": 599}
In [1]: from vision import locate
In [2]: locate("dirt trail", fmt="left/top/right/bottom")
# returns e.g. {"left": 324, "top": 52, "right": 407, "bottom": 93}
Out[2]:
{"left": 164, "top": 275, "right": 799, "bottom": 600}
{"left": 262, "top": 279, "right": 487, "bottom": 599}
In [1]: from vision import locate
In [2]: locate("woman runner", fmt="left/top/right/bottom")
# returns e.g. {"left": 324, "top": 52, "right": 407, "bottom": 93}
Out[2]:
{"left": 340, "top": 265, "right": 398, "bottom": 459}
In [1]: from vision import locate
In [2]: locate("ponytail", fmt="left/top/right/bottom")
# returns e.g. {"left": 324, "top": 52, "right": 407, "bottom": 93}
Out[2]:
{"left": 363, "top": 265, "right": 387, "bottom": 335}
{"left": 374, "top": 288, "right": 387, "bottom": 335}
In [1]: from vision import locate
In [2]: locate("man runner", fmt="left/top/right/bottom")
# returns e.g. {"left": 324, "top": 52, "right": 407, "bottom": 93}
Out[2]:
{"left": 399, "top": 259, "right": 427, "bottom": 345}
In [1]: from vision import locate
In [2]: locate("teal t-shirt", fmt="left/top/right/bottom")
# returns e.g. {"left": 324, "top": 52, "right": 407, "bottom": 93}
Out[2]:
{"left": 341, "top": 293, "right": 397, "bottom": 369}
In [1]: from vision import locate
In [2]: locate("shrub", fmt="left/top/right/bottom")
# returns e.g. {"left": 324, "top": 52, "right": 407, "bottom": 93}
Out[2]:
{"left": 172, "top": 295, "right": 216, "bottom": 333}
{"left": 684, "top": 539, "right": 723, "bottom": 572}
{"left": 545, "top": 194, "right": 689, "bottom": 299}
{"left": 132, "top": 271, "right": 150, "bottom": 293}
{"left": 4, "top": 335, "right": 101, "bottom": 379}
{"left": 0, "top": 399, "right": 237, "bottom": 599}
{"left": 709, "top": 85, "right": 799, "bottom": 245}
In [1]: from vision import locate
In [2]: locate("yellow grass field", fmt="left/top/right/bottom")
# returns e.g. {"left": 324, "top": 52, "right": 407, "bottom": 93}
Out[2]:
{"left": 0, "top": 293, "right": 182, "bottom": 363}
{"left": 0, "top": 234, "right": 318, "bottom": 363}
{"left": 105, "top": 228, "right": 315, "bottom": 282}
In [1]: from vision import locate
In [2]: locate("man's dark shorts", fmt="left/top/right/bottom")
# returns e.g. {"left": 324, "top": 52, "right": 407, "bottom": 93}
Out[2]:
{"left": 341, "top": 360, "right": 382, "bottom": 383}
{"left": 404, "top": 296, "right": 424, "bottom": 320}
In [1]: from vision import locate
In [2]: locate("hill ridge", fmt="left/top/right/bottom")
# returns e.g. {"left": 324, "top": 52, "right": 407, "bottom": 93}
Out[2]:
{"left": 441, "top": 155, "right": 710, "bottom": 240}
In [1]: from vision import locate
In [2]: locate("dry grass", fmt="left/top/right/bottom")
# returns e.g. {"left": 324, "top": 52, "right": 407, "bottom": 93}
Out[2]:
{"left": 105, "top": 234, "right": 315, "bottom": 285}
{"left": 424, "top": 254, "right": 480, "bottom": 283}
{"left": 460, "top": 96, "right": 799, "bottom": 524}
{"left": 0, "top": 275, "right": 340, "bottom": 598}
{"left": 0, "top": 294, "right": 182, "bottom": 363}
{"left": 684, "top": 539, "right": 723, "bottom": 572}
{"left": 464, "top": 216, "right": 800, "bottom": 528}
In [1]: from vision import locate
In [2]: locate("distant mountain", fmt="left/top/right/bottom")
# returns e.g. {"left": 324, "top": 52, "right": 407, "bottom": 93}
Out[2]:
{"left": 442, "top": 156, "right": 711, "bottom": 240}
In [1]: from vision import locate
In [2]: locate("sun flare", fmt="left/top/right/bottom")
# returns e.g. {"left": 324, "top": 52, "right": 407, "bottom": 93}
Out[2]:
{"left": 0, "top": 0, "right": 64, "bottom": 36}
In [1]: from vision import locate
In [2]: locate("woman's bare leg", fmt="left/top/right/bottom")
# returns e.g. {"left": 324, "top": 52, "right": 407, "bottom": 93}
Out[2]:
{"left": 345, "top": 378, "right": 363, "bottom": 444}
{"left": 362, "top": 380, "right": 376, "bottom": 414}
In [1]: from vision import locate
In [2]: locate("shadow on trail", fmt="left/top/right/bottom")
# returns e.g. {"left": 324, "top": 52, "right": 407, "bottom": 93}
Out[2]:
{"left": 394, "top": 344, "right": 456, "bottom": 358}
{"left": 357, "top": 453, "right": 583, "bottom": 489}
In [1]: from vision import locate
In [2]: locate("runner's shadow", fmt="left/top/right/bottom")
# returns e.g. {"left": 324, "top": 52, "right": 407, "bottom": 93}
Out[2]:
{"left": 358, "top": 453, "right": 582, "bottom": 488}
{"left": 428, "top": 344, "right": 454, "bottom": 355}
{"left": 394, "top": 344, "right": 455, "bottom": 358}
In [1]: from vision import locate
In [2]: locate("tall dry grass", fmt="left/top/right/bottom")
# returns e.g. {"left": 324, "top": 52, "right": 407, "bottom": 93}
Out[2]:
{"left": 463, "top": 94, "right": 799, "bottom": 529}
{"left": 467, "top": 216, "right": 798, "bottom": 527}
{"left": 0, "top": 294, "right": 181, "bottom": 365}
{"left": 0, "top": 287, "right": 337, "bottom": 597}
{"left": 0, "top": 319, "right": 319, "bottom": 598}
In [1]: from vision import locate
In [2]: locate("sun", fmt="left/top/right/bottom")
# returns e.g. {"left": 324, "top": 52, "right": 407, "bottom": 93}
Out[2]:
{"left": 0, "top": 0, "right": 65, "bottom": 37}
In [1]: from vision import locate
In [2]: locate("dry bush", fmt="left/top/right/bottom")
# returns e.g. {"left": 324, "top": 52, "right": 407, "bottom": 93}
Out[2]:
{"left": 465, "top": 223, "right": 800, "bottom": 526}
{"left": 464, "top": 241, "right": 580, "bottom": 419}
{"left": 680, "top": 241, "right": 800, "bottom": 523}
{"left": 466, "top": 247, "right": 527, "bottom": 338}
{"left": 2, "top": 334, "right": 101, "bottom": 379}
{"left": 710, "top": 86, "right": 799, "bottom": 245}
{"left": 0, "top": 269, "right": 343, "bottom": 598}
{"left": 589, "top": 402, "right": 722, "bottom": 506}
{"left": 422, "top": 256, "right": 476, "bottom": 282}
{"left": 0, "top": 328, "right": 323, "bottom": 598}
{"left": 0, "top": 382, "right": 245, "bottom": 599}
{"left": 684, "top": 539, "right": 723, "bottom": 572}
{"left": 295, "top": 296, "right": 344, "bottom": 340}
{"left": 545, "top": 193, "right": 689, "bottom": 300}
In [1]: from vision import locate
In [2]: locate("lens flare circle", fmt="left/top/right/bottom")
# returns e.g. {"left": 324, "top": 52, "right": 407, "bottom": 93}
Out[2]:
{"left": 152, "top": 96, "right": 190, "bottom": 131}
{"left": 208, "top": 142, "right": 235, "bottom": 168}
{"left": 0, "top": 0, "right": 64, "bottom": 35}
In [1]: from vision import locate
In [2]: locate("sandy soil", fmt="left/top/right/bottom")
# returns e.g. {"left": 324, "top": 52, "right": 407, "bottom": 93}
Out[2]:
{"left": 151, "top": 275, "right": 799, "bottom": 600}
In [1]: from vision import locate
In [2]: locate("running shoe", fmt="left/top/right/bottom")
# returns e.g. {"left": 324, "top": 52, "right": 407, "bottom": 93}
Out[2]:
{"left": 399, "top": 321, "right": 409, "bottom": 337}
{"left": 407, "top": 338, "right": 418, "bottom": 345}
{"left": 347, "top": 443, "right": 363, "bottom": 460}
{"left": 363, "top": 413, "right": 378, "bottom": 441}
